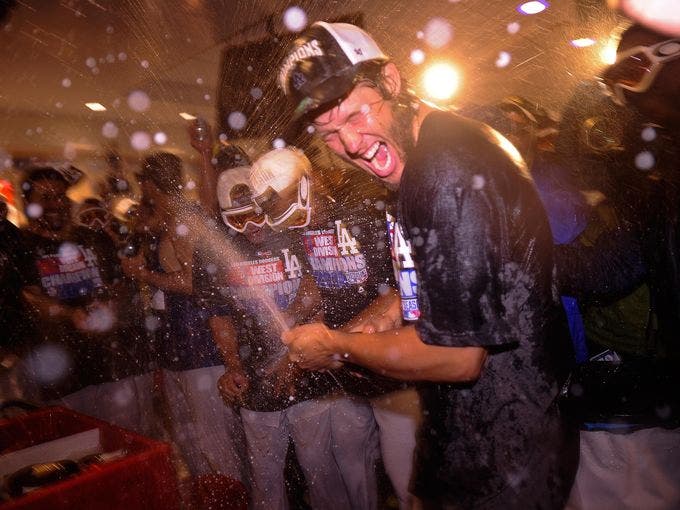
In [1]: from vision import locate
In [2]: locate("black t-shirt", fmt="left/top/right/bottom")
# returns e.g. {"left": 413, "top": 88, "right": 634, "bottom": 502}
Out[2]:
{"left": 299, "top": 169, "right": 395, "bottom": 329}
{"left": 18, "top": 227, "right": 150, "bottom": 399}
{"left": 198, "top": 230, "right": 338, "bottom": 412}
{"left": 0, "top": 219, "right": 26, "bottom": 348}
{"left": 400, "top": 111, "right": 576, "bottom": 508}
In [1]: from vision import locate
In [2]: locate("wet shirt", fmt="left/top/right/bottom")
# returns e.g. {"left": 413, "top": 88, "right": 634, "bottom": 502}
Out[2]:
{"left": 199, "top": 231, "right": 336, "bottom": 412}
{"left": 400, "top": 111, "right": 576, "bottom": 508}
{"left": 298, "top": 171, "right": 395, "bottom": 329}
{"left": 18, "top": 227, "right": 149, "bottom": 399}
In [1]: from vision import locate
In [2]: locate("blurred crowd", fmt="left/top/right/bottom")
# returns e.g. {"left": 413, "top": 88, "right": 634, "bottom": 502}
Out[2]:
{"left": 1, "top": 11, "right": 679, "bottom": 510}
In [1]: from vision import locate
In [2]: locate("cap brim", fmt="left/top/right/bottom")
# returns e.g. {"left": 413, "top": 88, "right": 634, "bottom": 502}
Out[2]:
{"left": 290, "top": 69, "right": 357, "bottom": 121}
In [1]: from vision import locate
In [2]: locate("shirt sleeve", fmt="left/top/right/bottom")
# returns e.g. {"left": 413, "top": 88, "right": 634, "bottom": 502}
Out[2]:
{"left": 399, "top": 139, "right": 520, "bottom": 348}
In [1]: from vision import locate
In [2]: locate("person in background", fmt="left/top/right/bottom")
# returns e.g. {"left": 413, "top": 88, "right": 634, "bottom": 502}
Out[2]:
{"left": 553, "top": 23, "right": 680, "bottom": 509}
{"left": 120, "top": 152, "right": 248, "bottom": 488}
{"left": 0, "top": 197, "right": 33, "bottom": 403}
{"left": 16, "top": 166, "right": 155, "bottom": 434}
{"left": 250, "top": 147, "right": 421, "bottom": 510}
{"left": 278, "top": 21, "right": 578, "bottom": 509}
{"left": 201, "top": 165, "right": 354, "bottom": 510}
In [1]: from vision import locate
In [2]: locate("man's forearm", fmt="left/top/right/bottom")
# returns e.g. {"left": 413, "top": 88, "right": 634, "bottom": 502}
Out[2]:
{"left": 333, "top": 325, "right": 486, "bottom": 382}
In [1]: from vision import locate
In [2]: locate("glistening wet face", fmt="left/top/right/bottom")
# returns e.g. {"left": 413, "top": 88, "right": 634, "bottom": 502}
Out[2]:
{"left": 312, "top": 85, "right": 407, "bottom": 189}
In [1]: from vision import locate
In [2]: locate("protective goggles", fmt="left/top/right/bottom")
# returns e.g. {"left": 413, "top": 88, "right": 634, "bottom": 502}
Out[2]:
{"left": 253, "top": 175, "right": 311, "bottom": 231}
{"left": 220, "top": 204, "right": 266, "bottom": 233}
{"left": 601, "top": 38, "right": 680, "bottom": 105}
{"left": 75, "top": 204, "right": 111, "bottom": 229}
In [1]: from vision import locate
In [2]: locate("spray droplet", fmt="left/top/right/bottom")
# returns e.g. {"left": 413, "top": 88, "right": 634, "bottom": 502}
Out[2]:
{"left": 283, "top": 6, "right": 308, "bottom": 32}
{"left": 228, "top": 111, "right": 247, "bottom": 131}
{"left": 507, "top": 22, "right": 521, "bottom": 34}
{"left": 153, "top": 131, "right": 167, "bottom": 145}
{"left": 423, "top": 18, "right": 453, "bottom": 49}
{"left": 641, "top": 126, "right": 657, "bottom": 142}
{"left": 496, "top": 51, "right": 512, "bottom": 68}
{"left": 635, "top": 151, "right": 655, "bottom": 170}
{"left": 102, "top": 121, "right": 119, "bottom": 138}
{"left": 62, "top": 78, "right": 72, "bottom": 88}
{"left": 176, "top": 224, "right": 189, "bottom": 236}
{"left": 273, "top": 138, "right": 286, "bottom": 149}
{"left": 472, "top": 174, "right": 486, "bottom": 190}
{"left": 410, "top": 49, "right": 425, "bottom": 65}
{"left": 85, "top": 57, "right": 97, "bottom": 68}
{"left": 26, "top": 203, "right": 43, "bottom": 218}
{"left": 130, "top": 131, "right": 152, "bottom": 151}
{"left": 127, "top": 90, "right": 151, "bottom": 112}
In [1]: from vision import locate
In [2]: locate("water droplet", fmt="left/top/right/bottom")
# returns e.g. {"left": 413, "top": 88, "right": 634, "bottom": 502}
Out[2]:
{"left": 507, "top": 22, "right": 521, "bottom": 34}
{"left": 26, "top": 203, "right": 43, "bottom": 218}
{"left": 130, "top": 131, "right": 152, "bottom": 151}
{"left": 140, "top": 60, "right": 150, "bottom": 69}
{"left": 423, "top": 18, "right": 453, "bottom": 49}
{"left": 176, "top": 224, "right": 189, "bottom": 236}
{"left": 410, "top": 49, "right": 425, "bottom": 65}
{"left": 272, "top": 138, "right": 286, "bottom": 149}
{"left": 153, "top": 131, "right": 167, "bottom": 145}
{"left": 283, "top": 6, "right": 308, "bottom": 32}
{"left": 86, "top": 57, "right": 97, "bottom": 68}
{"left": 186, "top": 180, "right": 196, "bottom": 190}
{"left": 228, "top": 111, "right": 247, "bottom": 131}
{"left": 472, "top": 174, "right": 486, "bottom": 190}
{"left": 58, "top": 242, "right": 80, "bottom": 264}
{"left": 635, "top": 151, "right": 655, "bottom": 170}
{"left": 62, "top": 78, "right": 72, "bottom": 88}
{"left": 641, "top": 126, "right": 657, "bottom": 142}
{"left": 496, "top": 51, "right": 512, "bottom": 68}
{"left": 250, "top": 87, "right": 263, "bottom": 100}
{"left": 127, "top": 90, "right": 151, "bottom": 112}
{"left": 102, "top": 121, "right": 118, "bottom": 138}
{"left": 118, "top": 52, "right": 127, "bottom": 61}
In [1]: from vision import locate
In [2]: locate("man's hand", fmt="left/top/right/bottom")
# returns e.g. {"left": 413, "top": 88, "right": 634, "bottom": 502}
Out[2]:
{"left": 281, "top": 323, "right": 344, "bottom": 371}
{"left": 218, "top": 369, "right": 249, "bottom": 405}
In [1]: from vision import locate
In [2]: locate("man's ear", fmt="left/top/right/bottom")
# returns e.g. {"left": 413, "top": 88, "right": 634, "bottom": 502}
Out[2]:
{"left": 382, "top": 62, "right": 402, "bottom": 98}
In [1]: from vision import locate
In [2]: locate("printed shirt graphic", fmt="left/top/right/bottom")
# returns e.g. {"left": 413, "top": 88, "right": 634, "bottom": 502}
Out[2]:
{"left": 302, "top": 219, "right": 368, "bottom": 289}
{"left": 35, "top": 243, "right": 105, "bottom": 301}
{"left": 386, "top": 211, "right": 420, "bottom": 321}
{"left": 227, "top": 246, "right": 303, "bottom": 313}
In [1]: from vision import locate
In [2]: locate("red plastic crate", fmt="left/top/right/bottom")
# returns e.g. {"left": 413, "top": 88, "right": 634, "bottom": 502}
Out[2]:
{"left": 0, "top": 406, "right": 180, "bottom": 510}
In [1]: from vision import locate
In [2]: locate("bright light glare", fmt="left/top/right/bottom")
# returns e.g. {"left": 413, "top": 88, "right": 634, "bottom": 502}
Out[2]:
{"left": 600, "top": 41, "right": 618, "bottom": 65}
{"left": 517, "top": 1, "right": 548, "bottom": 15}
{"left": 423, "top": 63, "right": 460, "bottom": 101}
{"left": 179, "top": 112, "right": 197, "bottom": 120}
{"left": 571, "top": 38, "right": 596, "bottom": 48}
{"left": 85, "top": 102, "right": 107, "bottom": 111}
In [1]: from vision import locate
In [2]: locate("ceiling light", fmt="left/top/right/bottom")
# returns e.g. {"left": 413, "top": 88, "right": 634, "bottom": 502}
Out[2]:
{"left": 422, "top": 63, "right": 461, "bottom": 101}
{"left": 517, "top": 1, "right": 549, "bottom": 15}
{"left": 85, "top": 102, "right": 107, "bottom": 111}
{"left": 179, "top": 112, "right": 197, "bottom": 120}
